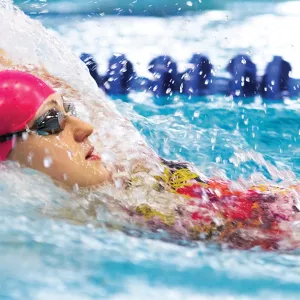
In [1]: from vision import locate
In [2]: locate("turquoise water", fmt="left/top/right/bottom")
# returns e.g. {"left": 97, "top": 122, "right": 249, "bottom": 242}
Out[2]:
{"left": 2, "top": 1, "right": 300, "bottom": 299}
{"left": 127, "top": 98, "right": 300, "bottom": 179}
{"left": 14, "top": 0, "right": 292, "bottom": 16}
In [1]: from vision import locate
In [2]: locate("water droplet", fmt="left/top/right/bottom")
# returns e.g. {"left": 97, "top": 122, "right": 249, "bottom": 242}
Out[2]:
{"left": 154, "top": 73, "right": 161, "bottom": 79}
{"left": 27, "top": 152, "right": 33, "bottom": 165}
{"left": 22, "top": 132, "right": 29, "bottom": 141}
{"left": 104, "top": 81, "right": 110, "bottom": 90}
{"left": 180, "top": 83, "right": 184, "bottom": 93}
{"left": 241, "top": 58, "right": 246, "bottom": 64}
{"left": 174, "top": 110, "right": 183, "bottom": 117}
{"left": 174, "top": 96, "right": 180, "bottom": 102}
{"left": 194, "top": 111, "right": 200, "bottom": 118}
{"left": 43, "top": 156, "right": 53, "bottom": 168}
{"left": 67, "top": 151, "right": 73, "bottom": 159}
{"left": 73, "top": 183, "right": 79, "bottom": 192}
{"left": 186, "top": 1, "right": 193, "bottom": 6}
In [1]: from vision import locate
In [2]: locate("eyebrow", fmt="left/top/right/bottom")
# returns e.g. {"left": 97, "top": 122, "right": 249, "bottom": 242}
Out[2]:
{"left": 45, "top": 97, "right": 64, "bottom": 110}
{"left": 33, "top": 98, "right": 63, "bottom": 122}
{"left": 49, "top": 99, "right": 61, "bottom": 106}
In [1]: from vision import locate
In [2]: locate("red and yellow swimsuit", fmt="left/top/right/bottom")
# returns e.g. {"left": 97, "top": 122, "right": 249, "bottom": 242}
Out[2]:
{"left": 135, "top": 159, "right": 300, "bottom": 250}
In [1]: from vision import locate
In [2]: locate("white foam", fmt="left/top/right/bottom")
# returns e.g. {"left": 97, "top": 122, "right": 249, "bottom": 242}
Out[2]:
{"left": 0, "top": 0, "right": 160, "bottom": 179}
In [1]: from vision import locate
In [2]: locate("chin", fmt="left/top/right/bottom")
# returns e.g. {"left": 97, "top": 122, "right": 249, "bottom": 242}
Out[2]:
{"left": 82, "top": 170, "right": 111, "bottom": 187}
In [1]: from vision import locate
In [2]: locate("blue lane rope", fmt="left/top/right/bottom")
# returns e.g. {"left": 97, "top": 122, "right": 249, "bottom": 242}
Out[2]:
{"left": 80, "top": 53, "right": 300, "bottom": 102}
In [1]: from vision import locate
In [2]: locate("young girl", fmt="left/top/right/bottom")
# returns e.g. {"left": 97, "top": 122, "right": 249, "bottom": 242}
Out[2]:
{"left": 1, "top": 2, "right": 299, "bottom": 251}
{"left": 1, "top": 68, "right": 300, "bottom": 251}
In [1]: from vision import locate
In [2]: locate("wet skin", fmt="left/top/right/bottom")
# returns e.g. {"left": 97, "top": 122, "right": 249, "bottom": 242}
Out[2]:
{"left": 8, "top": 93, "right": 111, "bottom": 188}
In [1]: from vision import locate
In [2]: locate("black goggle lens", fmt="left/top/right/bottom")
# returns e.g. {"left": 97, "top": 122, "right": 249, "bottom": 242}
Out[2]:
{"left": 33, "top": 109, "right": 65, "bottom": 134}
{"left": 33, "top": 101, "right": 77, "bottom": 135}
{"left": 0, "top": 102, "right": 77, "bottom": 142}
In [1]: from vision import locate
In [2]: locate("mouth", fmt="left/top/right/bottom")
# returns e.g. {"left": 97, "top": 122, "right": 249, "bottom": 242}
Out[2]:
{"left": 85, "top": 146, "right": 101, "bottom": 161}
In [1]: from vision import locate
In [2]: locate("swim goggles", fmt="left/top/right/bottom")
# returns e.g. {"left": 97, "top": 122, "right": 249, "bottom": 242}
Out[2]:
{"left": 0, "top": 102, "right": 76, "bottom": 143}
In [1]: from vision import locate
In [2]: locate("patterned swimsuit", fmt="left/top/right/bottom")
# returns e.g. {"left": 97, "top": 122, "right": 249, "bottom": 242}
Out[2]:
{"left": 134, "top": 159, "right": 300, "bottom": 250}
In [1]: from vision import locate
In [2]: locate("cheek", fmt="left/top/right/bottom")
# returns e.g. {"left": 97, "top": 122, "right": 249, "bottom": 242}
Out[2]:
{"left": 13, "top": 135, "right": 79, "bottom": 168}
{"left": 10, "top": 135, "right": 110, "bottom": 187}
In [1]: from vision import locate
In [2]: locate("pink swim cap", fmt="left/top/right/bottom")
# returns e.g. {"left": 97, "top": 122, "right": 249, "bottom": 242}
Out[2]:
{"left": 0, "top": 70, "right": 55, "bottom": 161}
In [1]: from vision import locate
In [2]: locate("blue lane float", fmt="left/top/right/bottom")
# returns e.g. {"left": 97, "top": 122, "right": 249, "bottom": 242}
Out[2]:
{"left": 226, "top": 54, "right": 258, "bottom": 98}
{"left": 80, "top": 52, "right": 300, "bottom": 102}
{"left": 182, "top": 54, "right": 212, "bottom": 96}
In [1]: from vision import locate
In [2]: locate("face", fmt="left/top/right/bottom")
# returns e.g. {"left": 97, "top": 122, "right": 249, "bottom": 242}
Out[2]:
{"left": 8, "top": 93, "right": 111, "bottom": 188}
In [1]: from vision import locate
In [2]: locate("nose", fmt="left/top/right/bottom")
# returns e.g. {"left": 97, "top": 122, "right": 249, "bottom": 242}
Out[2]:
{"left": 66, "top": 116, "right": 94, "bottom": 142}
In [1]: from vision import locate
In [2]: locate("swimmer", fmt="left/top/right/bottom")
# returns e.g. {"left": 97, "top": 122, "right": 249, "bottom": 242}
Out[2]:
{"left": 0, "top": 70, "right": 111, "bottom": 187}
{"left": 1, "top": 70, "right": 300, "bottom": 250}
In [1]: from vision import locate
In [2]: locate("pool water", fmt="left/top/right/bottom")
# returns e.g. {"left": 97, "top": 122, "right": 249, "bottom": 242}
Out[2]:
{"left": 1, "top": 0, "right": 300, "bottom": 299}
